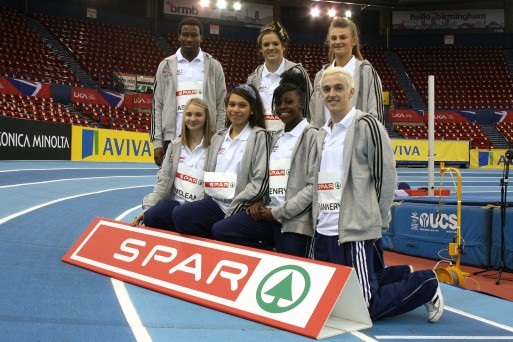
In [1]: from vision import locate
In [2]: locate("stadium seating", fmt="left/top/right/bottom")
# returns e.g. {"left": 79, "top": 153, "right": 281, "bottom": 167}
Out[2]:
{"left": 34, "top": 12, "right": 164, "bottom": 90}
{"left": 496, "top": 121, "right": 513, "bottom": 145}
{"left": 1, "top": 5, "right": 511, "bottom": 143}
{"left": 396, "top": 46, "right": 513, "bottom": 109}
{"left": 74, "top": 102, "right": 150, "bottom": 132}
{"left": 0, "top": 93, "right": 88, "bottom": 125}
{"left": 0, "top": 7, "right": 80, "bottom": 86}
{"left": 394, "top": 121, "right": 493, "bottom": 149}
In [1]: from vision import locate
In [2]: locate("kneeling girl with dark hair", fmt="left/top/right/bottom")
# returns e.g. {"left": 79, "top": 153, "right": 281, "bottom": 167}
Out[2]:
{"left": 172, "top": 84, "right": 271, "bottom": 239}
{"left": 212, "top": 68, "right": 317, "bottom": 257}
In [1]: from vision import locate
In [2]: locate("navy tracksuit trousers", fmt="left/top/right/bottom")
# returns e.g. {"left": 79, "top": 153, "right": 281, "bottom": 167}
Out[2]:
{"left": 213, "top": 211, "right": 311, "bottom": 257}
{"left": 172, "top": 198, "right": 311, "bottom": 257}
{"left": 313, "top": 234, "right": 438, "bottom": 321}
{"left": 172, "top": 198, "right": 225, "bottom": 238}
{"left": 143, "top": 200, "right": 181, "bottom": 231}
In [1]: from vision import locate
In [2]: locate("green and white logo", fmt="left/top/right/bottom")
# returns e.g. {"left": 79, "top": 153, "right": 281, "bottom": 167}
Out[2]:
{"left": 256, "top": 265, "right": 311, "bottom": 313}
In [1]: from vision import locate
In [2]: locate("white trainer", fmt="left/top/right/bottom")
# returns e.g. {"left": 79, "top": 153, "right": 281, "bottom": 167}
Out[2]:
{"left": 425, "top": 286, "right": 444, "bottom": 323}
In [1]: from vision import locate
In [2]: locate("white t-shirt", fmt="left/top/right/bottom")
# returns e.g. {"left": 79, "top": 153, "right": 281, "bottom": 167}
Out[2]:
{"left": 211, "top": 124, "right": 252, "bottom": 213}
{"left": 172, "top": 140, "right": 206, "bottom": 204}
{"left": 175, "top": 48, "right": 205, "bottom": 136}
{"left": 260, "top": 59, "right": 286, "bottom": 133}
{"left": 268, "top": 119, "right": 309, "bottom": 213}
{"left": 316, "top": 107, "right": 356, "bottom": 236}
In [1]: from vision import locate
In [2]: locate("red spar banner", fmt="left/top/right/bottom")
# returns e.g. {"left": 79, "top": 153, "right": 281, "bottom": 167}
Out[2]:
{"left": 62, "top": 218, "right": 371, "bottom": 339}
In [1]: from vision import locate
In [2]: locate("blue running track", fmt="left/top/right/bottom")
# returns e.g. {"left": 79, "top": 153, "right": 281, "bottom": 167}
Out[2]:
{"left": 1, "top": 161, "right": 512, "bottom": 341}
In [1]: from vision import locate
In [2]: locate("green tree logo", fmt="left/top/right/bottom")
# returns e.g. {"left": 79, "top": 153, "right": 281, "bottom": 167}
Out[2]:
{"left": 256, "top": 265, "right": 310, "bottom": 313}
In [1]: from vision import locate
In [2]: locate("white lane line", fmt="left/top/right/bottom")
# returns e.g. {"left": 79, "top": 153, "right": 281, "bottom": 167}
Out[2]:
{"left": 0, "top": 188, "right": 151, "bottom": 340}
{"left": 0, "top": 176, "right": 155, "bottom": 189}
{"left": 0, "top": 185, "right": 152, "bottom": 225}
{"left": 445, "top": 306, "right": 513, "bottom": 333}
{"left": 375, "top": 305, "right": 513, "bottom": 340}
{"left": 112, "top": 207, "right": 152, "bottom": 342}
{"left": 375, "top": 336, "right": 513, "bottom": 340}
{"left": 111, "top": 207, "right": 377, "bottom": 342}
{"left": 351, "top": 331, "right": 378, "bottom": 341}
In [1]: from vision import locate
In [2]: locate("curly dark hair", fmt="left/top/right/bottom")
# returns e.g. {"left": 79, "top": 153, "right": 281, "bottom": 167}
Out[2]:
{"left": 272, "top": 66, "right": 312, "bottom": 120}
{"left": 178, "top": 17, "right": 203, "bottom": 36}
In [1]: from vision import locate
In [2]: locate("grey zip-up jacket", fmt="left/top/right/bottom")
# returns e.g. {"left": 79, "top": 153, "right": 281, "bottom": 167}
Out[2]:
{"left": 142, "top": 138, "right": 206, "bottom": 210}
{"left": 309, "top": 60, "right": 385, "bottom": 127}
{"left": 312, "top": 110, "right": 396, "bottom": 244}
{"left": 150, "top": 52, "right": 227, "bottom": 149}
{"left": 205, "top": 126, "right": 271, "bottom": 216}
{"left": 269, "top": 125, "right": 318, "bottom": 237}
{"left": 247, "top": 59, "right": 313, "bottom": 121}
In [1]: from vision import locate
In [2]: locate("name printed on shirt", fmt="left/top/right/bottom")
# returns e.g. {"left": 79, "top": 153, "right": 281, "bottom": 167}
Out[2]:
{"left": 268, "top": 159, "right": 291, "bottom": 199}
{"left": 174, "top": 187, "right": 198, "bottom": 201}
{"left": 317, "top": 172, "right": 342, "bottom": 213}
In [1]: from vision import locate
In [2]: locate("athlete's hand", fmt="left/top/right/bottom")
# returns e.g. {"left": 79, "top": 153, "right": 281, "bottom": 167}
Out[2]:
{"left": 131, "top": 212, "right": 144, "bottom": 227}
{"left": 154, "top": 147, "right": 164, "bottom": 166}
{"left": 258, "top": 207, "right": 275, "bottom": 221}
{"left": 246, "top": 200, "right": 263, "bottom": 221}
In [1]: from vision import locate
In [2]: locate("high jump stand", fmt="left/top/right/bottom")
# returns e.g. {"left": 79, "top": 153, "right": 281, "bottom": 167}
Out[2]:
{"left": 434, "top": 162, "right": 470, "bottom": 286}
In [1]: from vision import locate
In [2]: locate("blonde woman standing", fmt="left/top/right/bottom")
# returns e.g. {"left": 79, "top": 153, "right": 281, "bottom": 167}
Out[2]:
{"left": 310, "top": 17, "right": 384, "bottom": 127}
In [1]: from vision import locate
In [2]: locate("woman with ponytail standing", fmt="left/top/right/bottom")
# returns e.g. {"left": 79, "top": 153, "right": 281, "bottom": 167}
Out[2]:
{"left": 310, "top": 16, "right": 385, "bottom": 127}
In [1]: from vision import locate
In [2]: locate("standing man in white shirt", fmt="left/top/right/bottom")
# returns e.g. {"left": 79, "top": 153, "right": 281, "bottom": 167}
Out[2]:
{"left": 151, "top": 18, "right": 227, "bottom": 166}
{"left": 312, "top": 66, "right": 444, "bottom": 323}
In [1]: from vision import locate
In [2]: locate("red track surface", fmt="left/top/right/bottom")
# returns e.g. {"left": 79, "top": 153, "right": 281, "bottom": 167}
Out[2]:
{"left": 385, "top": 251, "right": 513, "bottom": 302}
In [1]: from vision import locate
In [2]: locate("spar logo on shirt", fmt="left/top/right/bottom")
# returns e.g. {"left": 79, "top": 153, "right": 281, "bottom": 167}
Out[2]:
{"left": 318, "top": 182, "right": 341, "bottom": 190}
{"left": 206, "top": 182, "right": 236, "bottom": 188}
{"left": 218, "top": 147, "right": 225, "bottom": 155}
{"left": 265, "top": 114, "right": 280, "bottom": 121}
{"left": 176, "top": 172, "right": 203, "bottom": 185}
{"left": 178, "top": 156, "right": 187, "bottom": 163}
{"left": 176, "top": 89, "right": 202, "bottom": 96}
{"left": 269, "top": 169, "right": 289, "bottom": 176}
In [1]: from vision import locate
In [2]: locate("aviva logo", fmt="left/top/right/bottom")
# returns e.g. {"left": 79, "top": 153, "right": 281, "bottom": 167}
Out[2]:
{"left": 78, "top": 128, "right": 153, "bottom": 162}
{"left": 478, "top": 151, "right": 493, "bottom": 167}
{"left": 82, "top": 129, "right": 99, "bottom": 159}
{"left": 478, "top": 151, "right": 513, "bottom": 167}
